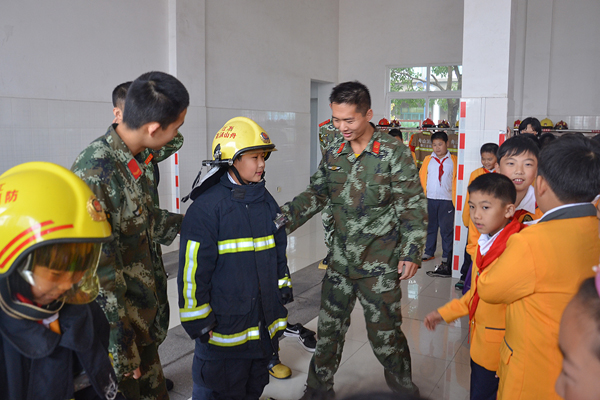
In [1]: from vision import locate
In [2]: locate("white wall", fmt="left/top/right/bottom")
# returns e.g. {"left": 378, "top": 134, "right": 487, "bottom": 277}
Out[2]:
{"left": 0, "top": 0, "right": 169, "bottom": 173}
{"left": 202, "top": 0, "right": 339, "bottom": 206}
{"left": 338, "top": 0, "right": 465, "bottom": 121}
{"left": 510, "top": 0, "right": 600, "bottom": 129}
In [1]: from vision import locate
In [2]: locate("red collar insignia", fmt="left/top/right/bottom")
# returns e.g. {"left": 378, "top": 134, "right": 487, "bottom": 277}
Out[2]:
{"left": 372, "top": 141, "right": 380, "bottom": 155}
{"left": 127, "top": 159, "right": 142, "bottom": 180}
{"left": 144, "top": 153, "right": 154, "bottom": 165}
{"left": 337, "top": 143, "right": 346, "bottom": 153}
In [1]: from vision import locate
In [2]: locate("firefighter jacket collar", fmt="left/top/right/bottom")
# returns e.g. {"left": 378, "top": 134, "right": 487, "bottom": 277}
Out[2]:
{"left": 220, "top": 173, "right": 266, "bottom": 203}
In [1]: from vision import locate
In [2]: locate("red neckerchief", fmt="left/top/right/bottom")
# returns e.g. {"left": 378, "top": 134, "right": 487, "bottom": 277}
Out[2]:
{"left": 433, "top": 155, "right": 449, "bottom": 184}
{"left": 469, "top": 218, "right": 525, "bottom": 321}
{"left": 513, "top": 203, "right": 537, "bottom": 222}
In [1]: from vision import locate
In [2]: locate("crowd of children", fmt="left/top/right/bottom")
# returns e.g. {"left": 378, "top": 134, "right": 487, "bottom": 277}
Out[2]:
{"left": 422, "top": 132, "right": 600, "bottom": 400}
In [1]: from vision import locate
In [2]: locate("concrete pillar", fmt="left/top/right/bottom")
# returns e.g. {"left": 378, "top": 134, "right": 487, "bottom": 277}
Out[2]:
{"left": 453, "top": 0, "right": 516, "bottom": 276}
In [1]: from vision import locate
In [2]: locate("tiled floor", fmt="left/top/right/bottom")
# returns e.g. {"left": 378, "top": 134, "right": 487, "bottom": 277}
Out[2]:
{"left": 160, "top": 216, "right": 471, "bottom": 400}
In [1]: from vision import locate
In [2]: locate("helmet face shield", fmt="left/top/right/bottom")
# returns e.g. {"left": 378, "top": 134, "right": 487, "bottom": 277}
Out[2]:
{"left": 18, "top": 242, "right": 102, "bottom": 305}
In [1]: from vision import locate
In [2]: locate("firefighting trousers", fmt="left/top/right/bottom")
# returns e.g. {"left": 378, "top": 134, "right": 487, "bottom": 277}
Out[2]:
{"left": 307, "top": 268, "right": 417, "bottom": 393}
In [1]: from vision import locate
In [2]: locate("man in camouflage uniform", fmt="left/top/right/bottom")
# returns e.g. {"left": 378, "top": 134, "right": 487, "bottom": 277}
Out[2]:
{"left": 72, "top": 71, "right": 189, "bottom": 400}
{"left": 112, "top": 81, "right": 184, "bottom": 351}
{"left": 281, "top": 81, "right": 427, "bottom": 398}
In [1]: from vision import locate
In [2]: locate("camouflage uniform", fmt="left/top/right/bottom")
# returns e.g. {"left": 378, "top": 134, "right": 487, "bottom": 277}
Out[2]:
{"left": 281, "top": 129, "right": 427, "bottom": 393}
{"left": 140, "top": 132, "right": 184, "bottom": 346}
{"left": 72, "top": 125, "right": 183, "bottom": 400}
{"left": 318, "top": 120, "right": 337, "bottom": 251}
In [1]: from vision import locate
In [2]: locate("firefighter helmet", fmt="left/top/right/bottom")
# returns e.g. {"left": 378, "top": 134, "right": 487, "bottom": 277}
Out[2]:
{"left": 210, "top": 117, "right": 276, "bottom": 164}
{"left": 378, "top": 118, "right": 389, "bottom": 126}
{"left": 541, "top": 118, "right": 554, "bottom": 128}
{"left": 422, "top": 118, "right": 435, "bottom": 128}
{"left": 0, "top": 162, "right": 111, "bottom": 320}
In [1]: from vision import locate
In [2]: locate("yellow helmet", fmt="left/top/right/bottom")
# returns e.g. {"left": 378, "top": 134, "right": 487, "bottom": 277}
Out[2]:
{"left": 210, "top": 117, "right": 276, "bottom": 163}
{"left": 0, "top": 162, "right": 111, "bottom": 319}
{"left": 541, "top": 118, "right": 554, "bottom": 128}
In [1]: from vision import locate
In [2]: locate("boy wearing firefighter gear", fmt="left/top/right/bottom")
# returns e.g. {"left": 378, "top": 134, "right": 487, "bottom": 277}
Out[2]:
{"left": 178, "top": 117, "right": 292, "bottom": 400}
{"left": 281, "top": 81, "right": 427, "bottom": 398}
{"left": 72, "top": 71, "right": 189, "bottom": 400}
{"left": 0, "top": 162, "right": 125, "bottom": 400}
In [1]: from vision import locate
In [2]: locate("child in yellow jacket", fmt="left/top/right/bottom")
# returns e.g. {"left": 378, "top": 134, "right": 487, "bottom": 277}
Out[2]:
{"left": 425, "top": 173, "right": 524, "bottom": 400}
{"left": 478, "top": 135, "right": 600, "bottom": 400}
{"left": 419, "top": 131, "right": 457, "bottom": 277}
{"left": 457, "top": 143, "right": 499, "bottom": 290}
{"left": 465, "top": 136, "right": 544, "bottom": 259}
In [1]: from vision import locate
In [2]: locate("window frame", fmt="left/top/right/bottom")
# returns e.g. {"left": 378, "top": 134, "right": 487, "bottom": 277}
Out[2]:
{"left": 386, "top": 64, "right": 462, "bottom": 123}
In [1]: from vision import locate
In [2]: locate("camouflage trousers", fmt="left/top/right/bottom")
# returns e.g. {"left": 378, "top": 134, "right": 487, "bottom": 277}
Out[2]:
{"left": 307, "top": 268, "right": 416, "bottom": 393}
{"left": 118, "top": 342, "right": 169, "bottom": 400}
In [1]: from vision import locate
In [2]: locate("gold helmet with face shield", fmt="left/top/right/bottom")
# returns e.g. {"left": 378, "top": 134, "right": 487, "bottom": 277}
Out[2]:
{"left": 0, "top": 162, "right": 112, "bottom": 320}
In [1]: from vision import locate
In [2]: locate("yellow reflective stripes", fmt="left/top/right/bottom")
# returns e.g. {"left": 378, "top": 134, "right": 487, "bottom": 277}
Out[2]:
{"left": 180, "top": 240, "right": 213, "bottom": 323}
{"left": 278, "top": 275, "right": 292, "bottom": 289}
{"left": 217, "top": 235, "right": 275, "bottom": 254}
{"left": 268, "top": 317, "right": 288, "bottom": 338}
{"left": 179, "top": 303, "right": 212, "bottom": 322}
{"left": 182, "top": 240, "right": 200, "bottom": 310}
{"left": 209, "top": 326, "right": 260, "bottom": 347}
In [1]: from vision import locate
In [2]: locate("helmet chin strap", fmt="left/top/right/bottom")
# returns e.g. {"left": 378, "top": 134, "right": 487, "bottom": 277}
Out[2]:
{"left": 229, "top": 166, "right": 248, "bottom": 185}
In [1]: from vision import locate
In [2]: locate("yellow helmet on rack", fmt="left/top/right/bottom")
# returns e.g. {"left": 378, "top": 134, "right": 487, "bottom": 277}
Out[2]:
{"left": 541, "top": 118, "right": 554, "bottom": 128}
{"left": 211, "top": 117, "right": 276, "bottom": 163}
{"left": 0, "top": 162, "right": 111, "bottom": 318}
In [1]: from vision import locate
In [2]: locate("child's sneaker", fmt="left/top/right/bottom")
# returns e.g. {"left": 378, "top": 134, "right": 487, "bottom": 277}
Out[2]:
{"left": 426, "top": 261, "right": 452, "bottom": 278}
{"left": 285, "top": 323, "right": 317, "bottom": 352}
{"left": 454, "top": 280, "right": 464, "bottom": 290}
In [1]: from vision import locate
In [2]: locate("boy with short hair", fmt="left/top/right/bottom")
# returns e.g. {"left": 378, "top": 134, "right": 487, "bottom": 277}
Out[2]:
{"left": 420, "top": 131, "right": 457, "bottom": 276}
{"left": 465, "top": 136, "right": 543, "bottom": 259}
{"left": 457, "top": 143, "right": 499, "bottom": 290}
{"left": 425, "top": 173, "right": 523, "bottom": 400}
{"left": 72, "top": 71, "right": 189, "bottom": 399}
{"left": 178, "top": 117, "right": 292, "bottom": 400}
{"left": 478, "top": 135, "right": 600, "bottom": 399}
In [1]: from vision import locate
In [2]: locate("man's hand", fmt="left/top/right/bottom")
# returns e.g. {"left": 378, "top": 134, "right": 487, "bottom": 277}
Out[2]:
{"left": 398, "top": 261, "right": 418, "bottom": 280}
{"left": 424, "top": 310, "right": 444, "bottom": 331}
{"left": 125, "top": 367, "right": 142, "bottom": 380}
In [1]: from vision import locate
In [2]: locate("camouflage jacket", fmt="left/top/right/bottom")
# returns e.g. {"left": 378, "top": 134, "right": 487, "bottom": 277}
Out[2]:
{"left": 281, "top": 129, "right": 427, "bottom": 279}
{"left": 71, "top": 125, "right": 181, "bottom": 378}
{"left": 140, "top": 131, "right": 184, "bottom": 246}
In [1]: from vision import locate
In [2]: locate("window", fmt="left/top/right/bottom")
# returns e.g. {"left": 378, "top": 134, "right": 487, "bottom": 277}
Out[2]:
{"left": 387, "top": 65, "right": 462, "bottom": 130}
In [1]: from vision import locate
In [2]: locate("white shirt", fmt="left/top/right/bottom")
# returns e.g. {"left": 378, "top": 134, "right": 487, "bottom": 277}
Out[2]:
{"left": 517, "top": 185, "right": 537, "bottom": 214}
{"left": 426, "top": 152, "right": 453, "bottom": 200}
{"left": 477, "top": 228, "right": 504, "bottom": 256}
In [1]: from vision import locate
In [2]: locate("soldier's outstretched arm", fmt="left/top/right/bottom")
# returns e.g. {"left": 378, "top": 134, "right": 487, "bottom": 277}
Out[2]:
{"left": 152, "top": 207, "right": 183, "bottom": 246}
{"left": 390, "top": 145, "right": 428, "bottom": 267}
{"left": 280, "top": 160, "right": 329, "bottom": 235}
